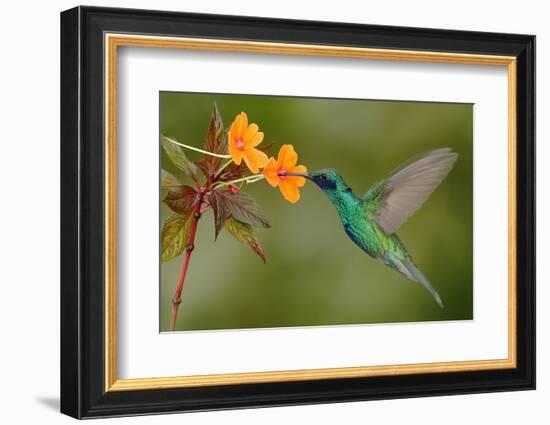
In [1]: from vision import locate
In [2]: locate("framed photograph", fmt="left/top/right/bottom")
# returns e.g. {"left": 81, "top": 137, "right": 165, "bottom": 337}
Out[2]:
{"left": 60, "top": 6, "right": 535, "bottom": 419}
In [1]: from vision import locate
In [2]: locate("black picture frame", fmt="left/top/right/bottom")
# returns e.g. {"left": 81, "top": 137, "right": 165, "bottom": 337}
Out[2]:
{"left": 60, "top": 5, "right": 535, "bottom": 419}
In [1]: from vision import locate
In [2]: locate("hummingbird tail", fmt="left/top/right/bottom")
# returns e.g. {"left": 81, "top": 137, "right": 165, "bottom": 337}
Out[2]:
{"left": 402, "top": 259, "right": 444, "bottom": 308}
{"left": 383, "top": 252, "right": 443, "bottom": 308}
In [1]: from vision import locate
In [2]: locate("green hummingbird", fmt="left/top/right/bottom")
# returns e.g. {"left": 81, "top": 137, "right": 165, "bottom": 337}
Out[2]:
{"left": 285, "top": 148, "right": 458, "bottom": 308}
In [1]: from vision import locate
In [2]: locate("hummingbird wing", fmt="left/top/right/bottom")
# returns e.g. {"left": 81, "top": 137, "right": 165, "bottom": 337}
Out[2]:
{"left": 363, "top": 148, "right": 458, "bottom": 235}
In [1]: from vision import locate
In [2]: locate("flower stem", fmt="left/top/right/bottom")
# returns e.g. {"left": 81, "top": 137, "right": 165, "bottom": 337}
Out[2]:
{"left": 170, "top": 195, "right": 203, "bottom": 331}
{"left": 165, "top": 136, "right": 231, "bottom": 159}
{"left": 216, "top": 159, "right": 233, "bottom": 176}
{"left": 215, "top": 174, "right": 265, "bottom": 188}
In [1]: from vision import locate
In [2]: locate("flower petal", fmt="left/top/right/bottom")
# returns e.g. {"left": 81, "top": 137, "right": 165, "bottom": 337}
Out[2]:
{"left": 238, "top": 112, "right": 248, "bottom": 135}
{"left": 262, "top": 157, "right": 280, "bottom": 187}
{"left": 245, "top": 131, "right": 264, "bottom": 149}
{"left": 230, "top": 114, "right": 241, "bottom": 138}
{"left": 243, "top": 148, "right": 269, "bottom": 174}
{"left": 277, "top": 144, "right": 298, "bottom": 170}
{"left": 228, "top": 135, "right": 244, "bottom": 165}
{"left": 279, "top": 180, "right": 300, "bottom": 204}
{"left": 243, "top": 123, "right": 259, "bottom": 144}
{"left": 288, "top": 165, "right": 308, "bottom": 187}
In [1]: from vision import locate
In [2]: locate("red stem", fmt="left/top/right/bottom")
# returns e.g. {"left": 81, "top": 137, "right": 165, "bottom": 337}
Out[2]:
{"left": 170, "top": 194, "right": 203, "bottom": 331}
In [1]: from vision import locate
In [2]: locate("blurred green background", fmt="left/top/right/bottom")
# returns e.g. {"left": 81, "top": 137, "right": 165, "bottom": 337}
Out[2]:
{"left": 160, "top": 91, "right": 473, "bottom": 332}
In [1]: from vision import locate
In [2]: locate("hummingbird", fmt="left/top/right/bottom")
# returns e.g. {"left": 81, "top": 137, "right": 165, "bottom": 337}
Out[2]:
{"left": 285, "top": 148, "right": 458, "bottom": 308}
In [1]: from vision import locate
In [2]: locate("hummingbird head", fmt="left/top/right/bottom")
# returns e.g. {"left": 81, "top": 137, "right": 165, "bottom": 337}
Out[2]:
{"left": 284, "top": 168, "right": 352, "bottom": 195}
{"left": 307, "top": 169, "right": 348, "bottom": 191}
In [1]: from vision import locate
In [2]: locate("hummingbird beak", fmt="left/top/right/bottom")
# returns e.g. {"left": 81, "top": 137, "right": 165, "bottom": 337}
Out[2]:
{"left": 280, "top": 171, "right": 312, "bottom": 180}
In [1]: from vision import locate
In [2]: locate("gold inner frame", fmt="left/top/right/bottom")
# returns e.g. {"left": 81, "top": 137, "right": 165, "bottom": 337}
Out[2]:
{"left": 104, "top": 33, "right": 517, "bottom": 392}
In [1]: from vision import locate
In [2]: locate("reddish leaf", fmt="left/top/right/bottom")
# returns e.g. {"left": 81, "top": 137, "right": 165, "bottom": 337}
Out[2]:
{"left": 163, "top": 185, "right": 198, "bottom": 216}
{"left": 260, "top": 143, "right": 274, "bottom": 152}
{"left": 204, "top": 102, "right": 226, "bottom": 154}
{"left": 207, "top": 190, "right": 228, "bottom": 239}
{"left": 224, "top": 217, "right": 266, "bottom": 263}
{"left": 196, "top": 158, "right": 217, "bottom": 180}
{"left": 198, "top": 103, "right": 228, "bottom": 179}
{"left": 210, "top": 189, "right": 270, "bottom": 229}
{"left": 224, "top": 191, "right": 271, "bottom": 229}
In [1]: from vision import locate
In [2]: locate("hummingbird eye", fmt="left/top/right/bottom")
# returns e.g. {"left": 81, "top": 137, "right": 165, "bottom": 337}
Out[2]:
{"left": 320, "top": 174, "right": 327, "bottom": 180}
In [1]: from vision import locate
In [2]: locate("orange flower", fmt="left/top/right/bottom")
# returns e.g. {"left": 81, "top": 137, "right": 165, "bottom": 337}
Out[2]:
{"left": 263, "top": 144, "right": 307, "bottom": 204}
{"left": 228, "top": 112, "right": 268, "bottom": 174}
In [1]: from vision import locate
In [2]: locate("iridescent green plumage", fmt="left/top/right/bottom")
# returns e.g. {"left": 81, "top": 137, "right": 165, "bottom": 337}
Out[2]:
{"left": 286, "top": 149, "right": 458, "bottom": 308}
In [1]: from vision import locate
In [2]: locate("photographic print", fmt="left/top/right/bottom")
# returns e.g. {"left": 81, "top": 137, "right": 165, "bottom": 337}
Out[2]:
{"left": 61, "top": 8, "right": 535, "bottom": 417}
{"left": 160, "top": 92, "right": 473, "bottom": 332}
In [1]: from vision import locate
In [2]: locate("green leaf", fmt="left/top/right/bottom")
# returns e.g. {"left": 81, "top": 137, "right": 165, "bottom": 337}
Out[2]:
{"left": 161, "top": 135, "right": 198, "bottom": 179}
{"left": 224, "top": 218, "right": 266, "bottom": 263}
{"left": 163, "top": 185, "right": 198, "bottom": 215}
{"left": 160, "top": 214, "right": 193, "bottom": 262}
{"left": 208, "top": 190, "right": 228, "bottom": 240}
{"left": 161, "top": 169, "right": 180, "bottom": 189}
